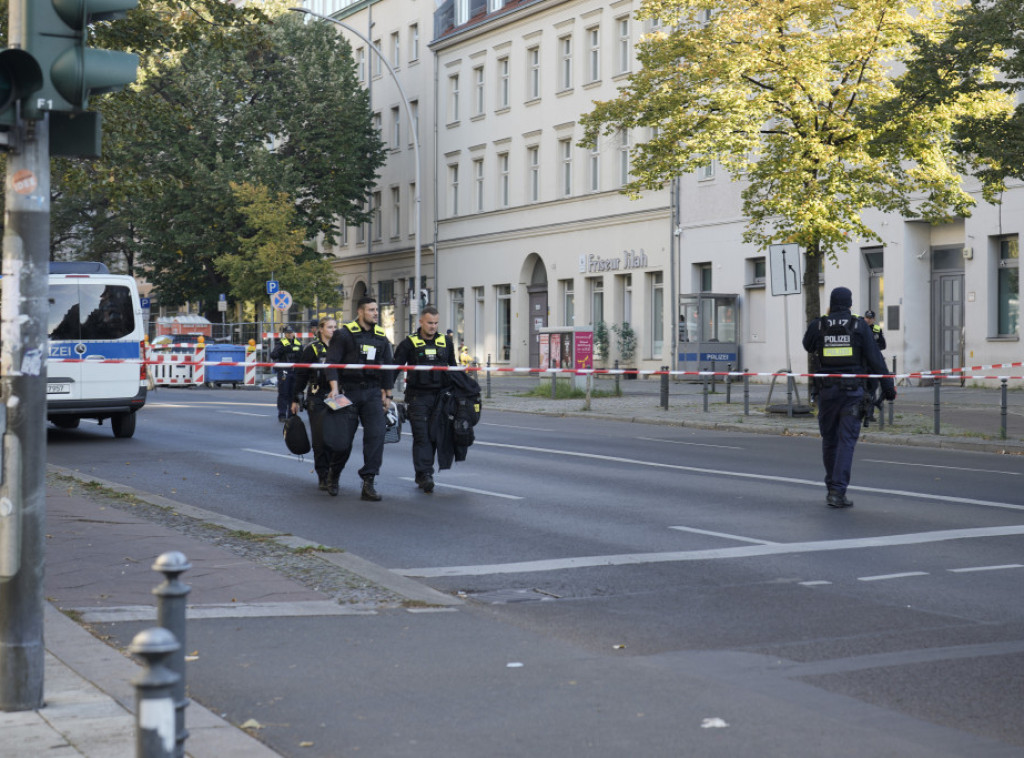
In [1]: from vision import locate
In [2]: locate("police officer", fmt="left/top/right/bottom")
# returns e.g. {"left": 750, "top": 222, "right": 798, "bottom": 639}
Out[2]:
{"left": 324, "top": 296, "right": 395, "bottom": 502}
{"left": 271, "top": 326, "right": 302, "bottom": 421}
{"left": 290, "top": 317, "right": 345, "bottom": 495}
{"left": 803, "top": 287, "right": 895, "bottom": 508}
{"left": 862, "top": 309, "right": 887, "bottom": 416}
{"left": 394, "top": 306, "right": 457, "bottom": 493}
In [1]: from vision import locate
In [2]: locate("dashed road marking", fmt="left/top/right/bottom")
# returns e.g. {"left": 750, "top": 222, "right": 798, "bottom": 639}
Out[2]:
{"left": 947, "top": 564, "right": 1024, "bottom": 573}
{"left": 398, "top": 477, "right": 523, "bottom": 500}
{"left": 858, "top": 571, "right": 930, "bottom": 582}
{"left": 669, "top": 525, "right": 778, "bottom": 545}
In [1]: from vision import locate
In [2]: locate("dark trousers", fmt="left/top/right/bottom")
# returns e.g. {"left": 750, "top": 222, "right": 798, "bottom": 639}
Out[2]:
{"left": 277, "top": 370, "right": 294, "bottom": 418}
{"left": 322, "top": 386, "right": 385, "bottom": 479}
{"left": 406, "top": 391, "right": 440, "bottom": 476}
{"left": 307, "top": 397, "right": 346, "bottom": 482}
{"left": 816, "top": 383, "right": 863, "bottom": 495}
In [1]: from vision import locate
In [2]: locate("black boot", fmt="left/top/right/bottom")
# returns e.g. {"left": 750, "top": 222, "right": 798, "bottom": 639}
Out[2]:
{"left": 826, "top": 489, "right": 853, "bottom": 508}
{"left": 318, "top": 474, "right": 329, "bottom": 492}
{"left": 361, "top": 476, "right": 382, "bottom": 502}
{"left": 415, "top": 473, "right": 435, "bottom": 493}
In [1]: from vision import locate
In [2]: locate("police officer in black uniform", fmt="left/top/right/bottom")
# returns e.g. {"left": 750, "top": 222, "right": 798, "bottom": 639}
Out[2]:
{"left": 271, "top": 326, "right": 303, "bottom": 421}
{"left": 290, "top": 317, "right": 345, "bottom": 495}
{"left": 324, "top": 296, "right": 395, "bottom": 501}
{"left": 862, "top": 309, "right": 887, "bottom": 416}
{"left": 394, "top": 306, "right": 457, "bottom": 493}
{"left": 803, "top": 287, "right": 895, "bottom": 508}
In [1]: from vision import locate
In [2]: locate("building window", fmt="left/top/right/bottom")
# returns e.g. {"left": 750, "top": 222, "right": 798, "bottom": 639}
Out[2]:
{"left": 561, "top": 279, "right": 575, "bottom": 326}
{"left": 588, "top": 145, "right": 600, "bottom": 192}
{"left": 473, "top": 65, "right": 485, "bottom": 116}
{"left": 698, "top": 161, "right": 716, "bottom": 181}
{"left": 527, "top": 146, "right": 540, "bottom": 202}
{"left": 618, "top": 273, "right": 632, "bottom": 324}
{"left": 356, "top": 220, "right": 366, "bottom": 244}
{"left": 497, "top": 56, "right": 510, "bottom": 109}
{"left": 589, "top": 276, "right": 604, "bottom": 326}
{"left": 373, "top": 39, "right": 382, "bottom": 77}
{"left": 449, "top": 74, "right": 460, "bottom": 123}
{"left": 390, "top": 186, "right": 401, "bottom": 238}
{"left": 527, "top": 46, "right": 540, "bottom": 100}
{"left": 618, "top": 129, "right": 630, "bottom": 186}
{"left": 863, "top": 247, "right": 884, "bottom": 325}
{"left": 997, "top": 235, "right": 1019, "bottom": 336}
{"left": 750, "top": 257, "right": 766, "bottom": 284}
{"left": 409, "top": 23, "right": 419, "bottom": 62}
{"left": 356, "top": 47, "right": 366, "bottom": 82}
{"left": 559, "top": 35, "right": 573, "bottom": 91}
{"left": 450, "top": 288, "right": 465, "bottom": 348}
{"left": 498, "top": 152, "right": 510, "bottom": 207}
{"left": 372, "top": 191, "right": 382, "bottom": 241}
{"left": 390, "top": 31, "right": 400, "bottom": 68}
{"left": 378, "top": 279, "right": 395, "bottom": 305}
{"left": 587, "top": 26, "right": 600, "bottom": 83}
{"left": 408, "top": 182, "right": 416, "bottom": 237}
{"left": 391, "top": 106, "right": 400, "bottom": 149}
{"left": 449, "top": 164, "right": 460, "bottom": 216}
{"left": 474, "top": 158, "right": 485, "bottom": 212}
{"left": 616, "top": 17, "right": 630, "bottom": 74}
{"left": 697, "top": 262, "right": 712, "bottom": 292}
{"left": 372, "top": 111, "right": 381, "bottom": 136}
{"left": 474, "top": 286, "right": 485, "bottom": 361}
{"left": 649, "top": 271, "right": 663, "bottom": 358}
{"left": 559, "top": 138, "right": 572, "bottom": 197}
{"left": 496, "top": 284, "right": 512, "bottom": 361}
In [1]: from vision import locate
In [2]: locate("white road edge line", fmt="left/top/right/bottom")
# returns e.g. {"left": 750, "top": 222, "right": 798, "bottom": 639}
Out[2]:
{"left": 669, "top": 525, "right": 777, "bottom": 545}
{"left": 394, "top": 525, "right": 1024, "bottom": 578}
{"left": 221, "top": 411, "right": 269, "bottom": 417}
{"left": 475, "top": 441, "right": 1024, "bottom": 512}
{"left": 244, "top": 447, "right": 308, "bottom": 462}
{"left": 636, "top": 437, "right": 744, "bottom": 450}
{"left": 478, "top": 422, "right": 553, "bottom": 432}
{"left": 862, "top": 459, "right": 1022, "bottom": 476}
{"left": 858, "top": 572, "right": 930, "bottom": 582}
{"left": 947, "top": 564, "right": 1024, "bottom": 573}
{"left": 397, "top": 477, "right": 523, "bottom": 500}
{"left": 799, "top": 581, "right": 832, "bottom": 586}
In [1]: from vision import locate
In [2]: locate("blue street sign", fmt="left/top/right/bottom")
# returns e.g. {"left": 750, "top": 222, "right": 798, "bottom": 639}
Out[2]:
{"left": 219, "top": 293, "right": 226, "bottom": 301}
{"left": 266, "top": 280, "right": 280, "bottom": 295}
{"left": 139, "top": 297, "right": 151, "bottom": 310}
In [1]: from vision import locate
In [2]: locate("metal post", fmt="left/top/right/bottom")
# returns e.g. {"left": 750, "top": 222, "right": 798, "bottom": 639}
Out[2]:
{"left": 743, "top": 369, "right": 750, "bottom": 416}
{"left": 485, "top": 355, "right": 491, "bottom": 399}
{"left": 933, "top": 380, "right": 941, "bottom": 435}
{"left": 550, "top": 370, "right": 557, "bottom": 399}
{"left": 703, "top": 375, "right": 709, "bottom": 412}
{"left": 786, "top": 373, "right": 794, "bottom": 418}
{"left": 710, "top": 359, "right": 716, "bottom": 393}
{"left": 660, "top": 366, "right": 669, "bottom": 409}
{"left": 614, "top": 359, "right": 621, "bottom": 397}
{"left": 1001, "top": 378, "right": 1008, "bottom": 440}
{"left": 153, "top": 553, "right": 191, "bottom": 758}
{"left": 0, "top": 98, "right": 51, "bottom": 709}
{"left": 725, "top": 363, "right": 732, "bottom": 404}
{"left": 130, "top": 628, "right": 180, "bottom": 758}
{"left": 878, "top": 391, "right": 886, "bottom": 430}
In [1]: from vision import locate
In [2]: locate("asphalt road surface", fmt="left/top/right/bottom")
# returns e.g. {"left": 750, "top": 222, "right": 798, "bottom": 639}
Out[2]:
{"left": 48, "top": 387, "right": 1024, "bottom": 756}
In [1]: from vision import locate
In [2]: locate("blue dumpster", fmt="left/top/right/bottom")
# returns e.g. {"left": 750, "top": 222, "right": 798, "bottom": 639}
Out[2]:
{"left": 204, "top": 344, "right": 246, "bottom": 387}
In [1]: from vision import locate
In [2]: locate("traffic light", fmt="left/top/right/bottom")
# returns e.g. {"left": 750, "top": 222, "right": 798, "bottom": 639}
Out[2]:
{"left": 0, "top": 49, "right": 43, "bottom": 129}
{"left": 20, "top": 0, "right": 139, "bottom": 118}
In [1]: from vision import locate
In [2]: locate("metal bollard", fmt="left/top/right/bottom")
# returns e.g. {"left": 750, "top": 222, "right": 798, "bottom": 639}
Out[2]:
{"left": 703, "top": 375, "right": 709, "bottom": 412}
{"left": 130, "top": 627, "right": 180, "bottom": 758}
{"left": 933, "top": 380, "right": 941, "bottom": 435}
{"left": 1001, "top": 378, "right": 1008, "bottom": 439}
{"left": 614, "top": 359, "right": 621, "bottom": 397}
{"left": 486, "top": 355, "right": 492, "bottom": 399}
{"left": 153, "top": 552, "right": 191, "bottom": 758}
{"left": 725, "top": 363, "right": 732, "bottom": 404}
{"left": 710, "top": 360, "right": 716, "bottom": 394}
{"left": 743, "top": 369, "right": 750, "bottom": 416}
{"left": 878, "top": 393, "right": 885, "bottom": 430}
{"left": 660, "top": 366, "right": 669, "bottom": 409}
{"left": 550, "top": 369, "right": 557, "bottom": 399}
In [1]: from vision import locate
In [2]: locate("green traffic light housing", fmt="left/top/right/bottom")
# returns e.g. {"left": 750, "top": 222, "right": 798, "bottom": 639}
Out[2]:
{"left": 0, "top": 49, "right": 43, "bottom": 128}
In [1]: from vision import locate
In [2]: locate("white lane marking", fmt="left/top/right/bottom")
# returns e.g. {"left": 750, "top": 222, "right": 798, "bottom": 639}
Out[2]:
{"left": 394, "top": 524, "right": 1024, "bottom": 577}
{"left": 799, "top": 581, "right": 832, "bottom": 586}
{"left": 669, "top": 525, "right": 777, "bottom": 545}
{"left": 475, "top": 441, "right": 1024, "bottom": 512}
{"left": 478, "top": 422, "right": 554, "bottom": 432}
{"left": 858, "top": 572, "right": 930, "bottom": 582}
{"left": 863, "top": 459, "right": 1022, "bottom": 477}
{"left": 220, "top": 411, "right": 270, "bottom": 417}
{"left": 244, "top": 448, "right": 307, "bottom": 462}
{"left": 636, "top": 437, "right": 743, "bottom": 450}
{"left": 397, "top": 477, "right": 523, "bottom": 500}
{"left": 947, "top": 564, "right": 1024, "bottom": 573}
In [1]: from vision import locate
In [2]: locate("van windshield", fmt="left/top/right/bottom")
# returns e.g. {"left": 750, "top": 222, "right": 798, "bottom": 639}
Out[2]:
{"left": 48, "top": 284, "right": 136, "bottom": 341}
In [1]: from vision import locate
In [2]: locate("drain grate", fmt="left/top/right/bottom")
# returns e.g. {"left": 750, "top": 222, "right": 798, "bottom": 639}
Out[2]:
{"left": 464, "top": 588, "right": 561, "bottom": 605}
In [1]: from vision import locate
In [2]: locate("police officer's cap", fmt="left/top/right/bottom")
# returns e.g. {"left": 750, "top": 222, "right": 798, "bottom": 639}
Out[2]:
{"left": 864, "top": 309, "right": 876, "bottom": 319}
{"left": 283, "top": 325, "right": 295, "bottom": 334}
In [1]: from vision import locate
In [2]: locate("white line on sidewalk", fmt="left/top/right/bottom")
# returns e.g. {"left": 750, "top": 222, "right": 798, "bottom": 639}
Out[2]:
{"left": 863, "top": 459, "right": 1022, "bottom": 476}
{"left": 669, "top": 525, "right": 778, "bottom": 545}
{"left": 475, "top": 441, "right": 1024, "bottom": 512}
{"left": 394, "top": 524, "right": 1024, "bottom": 577}
{"left": 398, "top": 477, "right": 523, "bottom": 500}
{"left": 636, "top": 437, "right": 744, "bottom": 450}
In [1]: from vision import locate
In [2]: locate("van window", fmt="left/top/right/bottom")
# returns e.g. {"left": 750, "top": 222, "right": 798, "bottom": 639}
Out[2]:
{"left": 48, "top": 284, "right": 136, "bottom": 341}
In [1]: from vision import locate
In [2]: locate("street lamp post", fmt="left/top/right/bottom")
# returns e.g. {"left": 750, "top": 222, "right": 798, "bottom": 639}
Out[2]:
{"left": 290, "top": 7, "right": 423, "bottom": 319}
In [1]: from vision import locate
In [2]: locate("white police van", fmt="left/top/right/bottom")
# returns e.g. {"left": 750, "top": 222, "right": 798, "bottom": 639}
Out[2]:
{"left": 46, "top": 262, "right": 147, "bottom": 437}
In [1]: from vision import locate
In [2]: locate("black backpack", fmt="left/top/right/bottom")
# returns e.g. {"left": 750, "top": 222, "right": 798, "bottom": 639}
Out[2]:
{"left": 283, "top": 415, "right": 311, "bottom": 455}
{"left": 452, "top": 395, "right": 481, "bottom": 447}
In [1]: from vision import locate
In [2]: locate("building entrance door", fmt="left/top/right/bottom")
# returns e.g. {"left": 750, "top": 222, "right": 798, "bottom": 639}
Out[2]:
{"left": 528, "top": 288, "right": 548, "bottom": 367}
{"left": 932, "top": 270, "right": 964, "bottom": 378}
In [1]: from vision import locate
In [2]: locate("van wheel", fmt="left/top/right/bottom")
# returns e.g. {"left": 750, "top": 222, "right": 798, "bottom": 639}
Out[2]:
{"left": 51, "top": 417, "right": 80, "bottom": 429}
{"left": 111, "top": 412, "right": 137, "bottom": 439}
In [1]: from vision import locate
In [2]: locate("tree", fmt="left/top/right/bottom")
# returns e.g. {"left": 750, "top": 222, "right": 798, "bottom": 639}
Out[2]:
{"left": 893, "top": 0, "right": 1024, "bottom": 195}
{"left": 579, "top": 0, "right": 1010, "bottom": 325}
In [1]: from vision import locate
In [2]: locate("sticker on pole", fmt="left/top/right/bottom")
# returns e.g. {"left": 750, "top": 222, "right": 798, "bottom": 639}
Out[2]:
{"left": 271, "top": 290, "right": 292, "bottom": 311}
{"left": 12, "top": 170, "right": 37, "bottom": 195}
{"left": 769, "top": 244, "right": 802, "bottom": 296}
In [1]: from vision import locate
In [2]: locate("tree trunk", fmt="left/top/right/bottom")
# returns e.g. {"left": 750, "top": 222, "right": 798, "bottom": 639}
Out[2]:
{"left": 802, "top": 241, "right": 821, "bottom": 326}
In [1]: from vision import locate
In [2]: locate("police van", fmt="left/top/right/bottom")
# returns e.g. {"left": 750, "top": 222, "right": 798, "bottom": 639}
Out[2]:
{"left": 45, "top": 262, "right": 147, "bottom": 437}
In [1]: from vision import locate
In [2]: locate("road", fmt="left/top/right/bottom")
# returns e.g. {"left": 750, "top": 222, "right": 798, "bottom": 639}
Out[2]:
{"left": 47, "top": 387, "right": 1024, "bottom": 756}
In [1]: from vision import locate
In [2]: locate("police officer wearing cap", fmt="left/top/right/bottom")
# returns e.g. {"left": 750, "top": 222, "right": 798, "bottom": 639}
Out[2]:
{"left": 291, "top": 317, "right": 345, "bottom": 496}
{"left": 394, "top": 306, "right": 457, "bottom": 493}
{"left": 271, "top": 326, "right": 303, "bottom": 421}
{"left": 324, "top": 296, "right": 395, "bottom": 501}
{"left": 803, "top": 287, "right": 895, "bottom": 508}
{"left": 863, "top": 309, "right": 886, "bottom": 350}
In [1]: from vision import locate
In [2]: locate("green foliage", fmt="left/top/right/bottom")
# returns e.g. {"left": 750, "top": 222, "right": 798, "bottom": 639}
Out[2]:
{"left": 593, "top": 320, "right": 610, "bottom": 360}
{"left": 610, "top": 322, "right": 637, "bottom": 363}
{"left": 579, "top": 0, "right": 1009, "bottom": 324}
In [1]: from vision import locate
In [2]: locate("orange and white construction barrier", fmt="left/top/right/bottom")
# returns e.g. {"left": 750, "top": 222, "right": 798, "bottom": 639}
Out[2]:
{"left": 149, "top": 343, "right": 206, "bottom": 387}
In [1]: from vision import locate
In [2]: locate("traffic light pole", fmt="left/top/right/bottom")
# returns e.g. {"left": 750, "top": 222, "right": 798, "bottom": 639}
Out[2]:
{"left": 0, "top": 112, "right": 51, "bottom": 711}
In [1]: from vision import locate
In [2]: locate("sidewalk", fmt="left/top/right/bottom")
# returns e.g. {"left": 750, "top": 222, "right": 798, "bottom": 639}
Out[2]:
{"left": 6, "top": 382, "right": 1021, "bottom": 757}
